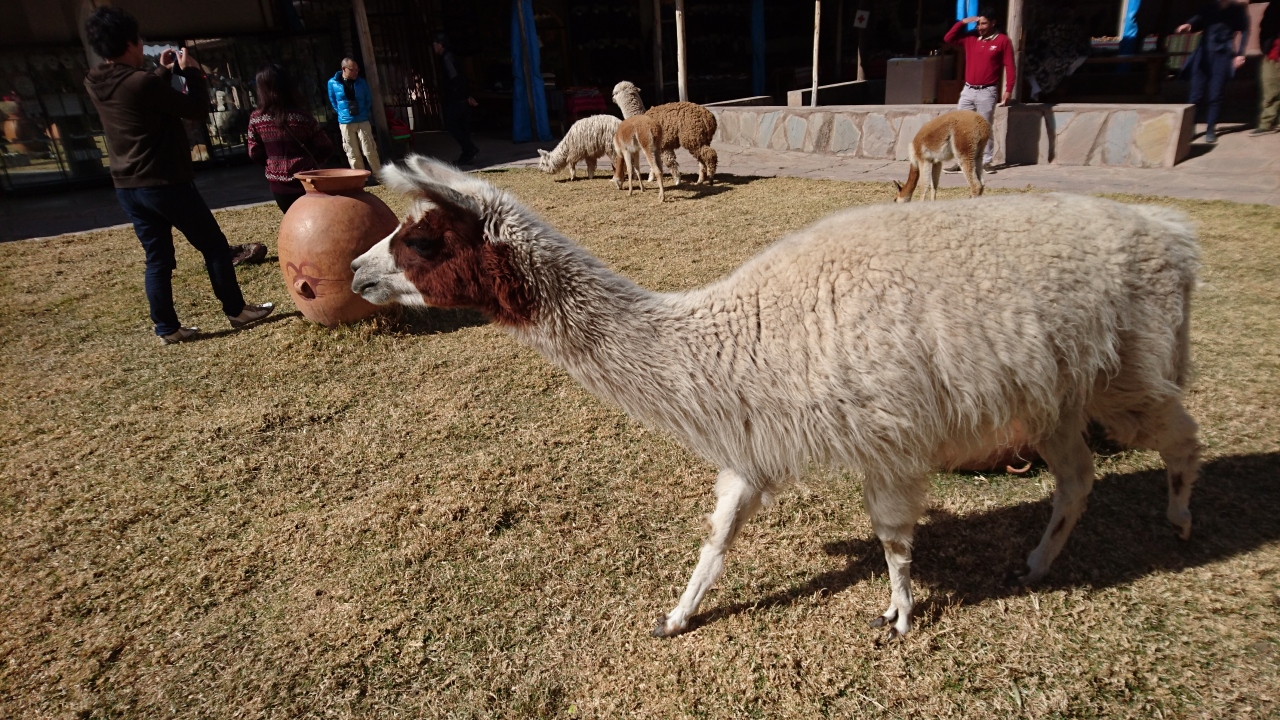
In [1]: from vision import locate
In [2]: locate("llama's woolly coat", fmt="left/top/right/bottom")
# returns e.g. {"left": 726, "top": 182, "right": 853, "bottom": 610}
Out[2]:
{"left": 502, "top": 195, "right": 1195, "bottom": 486}
{"left": 538, "top": 114, "right": 621, "bottom": 180}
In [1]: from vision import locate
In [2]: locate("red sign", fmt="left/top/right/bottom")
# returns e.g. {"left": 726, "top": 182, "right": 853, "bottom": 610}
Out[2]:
{"left": 853, "top": 10, "right": 870, "bottom": 28}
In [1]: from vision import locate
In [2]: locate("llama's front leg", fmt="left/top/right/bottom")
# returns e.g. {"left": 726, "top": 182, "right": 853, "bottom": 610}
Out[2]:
{"left": 864, "top": 474, "right": 929, "bottom": 638}
{"left": 1022, "top": 416, "right": 1095, "bottom": 583}
{"left": 654, "top": 469, "right": 764, "bottom": 637}
{"left": 659, "top": 150, "right": 680, "bottom": 187}
{"left": 928, "top": 162, "right": 942, "bottom": 201}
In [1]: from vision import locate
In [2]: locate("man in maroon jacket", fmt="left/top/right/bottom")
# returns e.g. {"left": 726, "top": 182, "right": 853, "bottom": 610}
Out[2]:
{"left": 84, "top": 6, "right": 272, "bottom": 344}
{"left": 943, "top": 7, "right": 1016, "bottom": 173}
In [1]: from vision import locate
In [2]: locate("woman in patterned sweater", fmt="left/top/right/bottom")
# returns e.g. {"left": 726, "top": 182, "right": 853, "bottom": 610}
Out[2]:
{"left": 247, "top": 63, "right": 333, "bottom": 213}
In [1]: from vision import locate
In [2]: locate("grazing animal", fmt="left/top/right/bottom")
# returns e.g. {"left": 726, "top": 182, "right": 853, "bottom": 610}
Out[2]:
{"left": 537, "top": 114, "right": 622, "bottom": 181}
{"left": 352, "top": 157, "right": 1200, "bottom": 640}
{"left": 611, "top": 81, "right": 718, "bottom": 186}
{"left": 612, "top": 115, "right": 666, "bottom": 202}
{"left": 894, "top": 110, "right": 991, "bottom": 202}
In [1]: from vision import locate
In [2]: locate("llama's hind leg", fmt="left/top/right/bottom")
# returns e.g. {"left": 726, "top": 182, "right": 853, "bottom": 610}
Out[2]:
{"left": 928, "top": 162, "right": 942, "bottom": 201}
{"left": 864, "top": 473, "right": 929, "bottom": 638}
{"left": 661, "top": 149, "right": 680, "bottom": 187}
{"left": 1022, "top": 415, "right": 1096, "bottom": 583}
{"left": 586, "top": 156, "right": 597, "bottom": 180}
{"left": 1113, "top": 399, "right": 1200, "bottom": 539}
{"left": 655, "top": 469, "right": 764, "bottom": 637}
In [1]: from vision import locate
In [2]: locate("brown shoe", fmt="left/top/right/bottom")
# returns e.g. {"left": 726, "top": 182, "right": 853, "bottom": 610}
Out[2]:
{"left": 228, "top": 302, "right": 274, "bottom": 329}
{"left": 159, "top": 326, "right": 200, "bottom": 345}
{"left": 230, "top": 243, "right": 267, "bottom": 266}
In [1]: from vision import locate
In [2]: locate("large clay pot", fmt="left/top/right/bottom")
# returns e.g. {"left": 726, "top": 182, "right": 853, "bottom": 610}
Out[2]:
{"left": 278, "top": 169, "right": 399, "bottom": 327}
{"left": 941, "top": 420, "right": 1039, "bottom": 474}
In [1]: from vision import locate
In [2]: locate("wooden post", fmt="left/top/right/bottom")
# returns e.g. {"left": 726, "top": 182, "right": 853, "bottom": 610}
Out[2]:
{"left": 1006, "top": 0, "right": 1024, "bottom": 101}
{"left": 352, "top": 0, "right": 393, "bottom": 152}
{"left": 675, "top": 0, "right": 688, "bottom": 102}
{"left": 835, "top": 0, "right": 844, "bottom": 82}
{"left": 810, "top": 0, "right": 821, "bottom": 107}
{"left": 653, "top": 0, "right": 664, "bottom": 103}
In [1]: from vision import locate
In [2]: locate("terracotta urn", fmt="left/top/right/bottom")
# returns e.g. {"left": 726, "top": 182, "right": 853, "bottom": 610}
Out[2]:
{"left": 941, "top": 420, "right": 1039, "bottom": 474}
{"left": 277, "top": 169, "right": 399, "bottom": 327}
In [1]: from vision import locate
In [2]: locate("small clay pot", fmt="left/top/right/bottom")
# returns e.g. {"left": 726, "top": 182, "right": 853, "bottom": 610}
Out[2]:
{"left": 277, "top": 169, "right": 399, "bottom": 327}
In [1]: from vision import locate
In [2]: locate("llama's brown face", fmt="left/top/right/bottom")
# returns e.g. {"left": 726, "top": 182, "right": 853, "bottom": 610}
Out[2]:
{"left": 351, "top": 203, "right": 537, "bottom": 326}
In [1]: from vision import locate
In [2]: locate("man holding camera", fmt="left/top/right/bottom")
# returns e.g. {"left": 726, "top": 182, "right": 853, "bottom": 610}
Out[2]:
{"left": 84, "top": 6, "right": 272, "bottom": 345}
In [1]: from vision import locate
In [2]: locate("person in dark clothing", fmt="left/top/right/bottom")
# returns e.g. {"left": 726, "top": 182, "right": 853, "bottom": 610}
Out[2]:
{"left": 83, "top": 6, "right": 272, "bottom": 344}
{"left": 433, "top": 34, "right": 480, "bottom": 165}
{"left": 1176, "top": 0, "right": 1250, "bottom": 143}
{"left": 247, "top": 63, "right": 334, "bottom": 213}
{"left": 1253, "top": 1, "right": 1280, "bottom": 135}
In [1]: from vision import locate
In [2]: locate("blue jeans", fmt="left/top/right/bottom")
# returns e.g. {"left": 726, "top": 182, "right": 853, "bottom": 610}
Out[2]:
{"left": 1188, "top": 51, "right": 1233, "bottom": 131}
{"left": 116, "top": 182, "right": 246, "bottom": 336}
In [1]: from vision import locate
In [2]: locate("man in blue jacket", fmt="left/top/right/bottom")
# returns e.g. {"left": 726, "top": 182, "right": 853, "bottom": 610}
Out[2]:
{"left": 327, "top": 58, "right": 380, "bottom": 173}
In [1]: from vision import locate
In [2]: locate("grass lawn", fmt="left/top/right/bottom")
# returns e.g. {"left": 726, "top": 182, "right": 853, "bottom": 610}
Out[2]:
{"left": 1, "top": 171, "right": 1278, "bottom": 719}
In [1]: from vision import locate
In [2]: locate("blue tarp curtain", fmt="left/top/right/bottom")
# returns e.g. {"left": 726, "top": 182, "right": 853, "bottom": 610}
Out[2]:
{"left": 511, "top": 0, "right": 551, "bottom": 142}
{"left": 1120, "top": 0, "right": 1142, "bottom": 54}
{"left": 956, "top": 0, "right": 978, "bottom": 30}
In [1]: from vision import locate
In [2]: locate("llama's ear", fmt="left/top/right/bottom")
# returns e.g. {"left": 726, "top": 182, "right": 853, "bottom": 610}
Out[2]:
{"left": 379, "top": 155, "right": 484, "bottom": 216}
{"left": 537, "top": 149, "right": 549, "bottom": 158}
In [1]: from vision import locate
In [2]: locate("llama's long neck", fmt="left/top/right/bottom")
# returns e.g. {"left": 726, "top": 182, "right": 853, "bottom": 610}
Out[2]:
{"left": 506, "top": 236, "right": 708, "bottom": 423}
{"left": 616, "top": 92, "right": 646, "bottom": 119}
{"left": 546, "top": 140, "right": 571, "bottom": 170}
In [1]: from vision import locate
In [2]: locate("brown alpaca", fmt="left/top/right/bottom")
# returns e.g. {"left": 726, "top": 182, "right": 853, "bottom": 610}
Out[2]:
{"left": 611, "top": 82, "right": 718, "bottom": 186}
{"left": 893, "top": 110, "right": 991, "bottom": 202}
{"left": 612, "top": 115, "right": 666, "bottom": 202}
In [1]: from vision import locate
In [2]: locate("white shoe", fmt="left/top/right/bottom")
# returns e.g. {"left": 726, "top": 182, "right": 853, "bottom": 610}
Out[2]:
{"left": 228, "top": 302, "right": 274, "bottom": 328}
{"left": 159, "top": 327, "right": 199, "bottom": 345}
{"left": 942, "top": 164, "right": 962, "bottom": 174}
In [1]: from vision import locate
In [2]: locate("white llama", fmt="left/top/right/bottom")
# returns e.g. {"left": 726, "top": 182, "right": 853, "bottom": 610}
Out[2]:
{"left": 537, "top": 114, "right": 622, "bottom": 181}
{"left": 353, "top": 157, "right": 1201, "bottom": 640}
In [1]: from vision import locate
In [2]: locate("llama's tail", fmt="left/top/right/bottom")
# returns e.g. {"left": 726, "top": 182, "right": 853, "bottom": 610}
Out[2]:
{"left": 1131, "top": 204, "right": 1199, "bottom": 388}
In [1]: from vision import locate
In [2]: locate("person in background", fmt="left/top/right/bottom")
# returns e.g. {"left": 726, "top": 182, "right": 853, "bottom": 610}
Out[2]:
{"left": 1252, "top": 0, "right": 1280, "bottom": 135}
{"left": 942, "top": 7, "right": 1016, "bottom": 174}
{"left": 1176, "top": 0, "right": 1250, "bottom": 144}
{"left": 248, "top": 63, "right": 333, "bottom": 213}
{"left": 326, "top": 58, "right": 380, "bottom": 174}
{"left": 433, "top": 34, "right": 480, "bottom": 165}
{"left": 83, "top": 6, "right": 272, "bottom": 345}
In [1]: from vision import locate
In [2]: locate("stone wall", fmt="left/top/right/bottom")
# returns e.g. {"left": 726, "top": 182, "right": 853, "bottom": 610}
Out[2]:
{"left": 708, "top": 103, "right": 1195, "bottom": 168}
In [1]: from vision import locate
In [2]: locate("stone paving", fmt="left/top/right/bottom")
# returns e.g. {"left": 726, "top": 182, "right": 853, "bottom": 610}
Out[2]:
{"left": 501, "top": 122, "right": 1280, "bottom": 205}
{"left": 3, "top": 122, "right": 1277, "bottom": 243}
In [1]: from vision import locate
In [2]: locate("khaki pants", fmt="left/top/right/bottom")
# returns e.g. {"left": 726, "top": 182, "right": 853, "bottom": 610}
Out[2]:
{"left": 1261, "top": 59, "right": 1280, "bottom": 130}
{"left": 339, "top": 121, "right": 381, "bottom": 174}
{"left": 958, "top": 84, "right": 998, "bottom": 165}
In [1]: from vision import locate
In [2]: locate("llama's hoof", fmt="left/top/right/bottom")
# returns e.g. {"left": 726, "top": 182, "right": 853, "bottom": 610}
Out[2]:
{"left": 868, "top": 608, "right": 897, "bottom": 629}
{"left": 1168, "top": 509, "right": 1192, "bottom": 540}
{"left": 652, "top": 614, "right": 687, "bottom": 638}
{"left": 1006, "top": 564, "right": 1040, "bottom": 586}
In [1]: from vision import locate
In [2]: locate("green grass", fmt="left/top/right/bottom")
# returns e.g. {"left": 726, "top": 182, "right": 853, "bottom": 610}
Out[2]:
{"left": 1, "top": 172, "right": 1277, "bottom": 718}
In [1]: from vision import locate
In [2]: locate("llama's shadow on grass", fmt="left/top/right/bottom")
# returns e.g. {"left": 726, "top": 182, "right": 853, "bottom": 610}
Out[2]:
{"left": 381, "top": 306, "right": 490, "bottom": 336}
{"left": 693, "top": 452, "right": 1280, "bottom": 630}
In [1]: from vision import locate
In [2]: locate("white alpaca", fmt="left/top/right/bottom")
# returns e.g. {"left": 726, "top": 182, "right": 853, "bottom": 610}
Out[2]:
{"left": 353, "top": 157, "right": 1201, "bottom": 640}
{"left": 537, "top": 114, "right": 622, "bottom": 181}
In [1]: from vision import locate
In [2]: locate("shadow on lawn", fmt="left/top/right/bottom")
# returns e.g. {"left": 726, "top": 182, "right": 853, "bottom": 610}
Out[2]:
{"left": 693, "top": 452, "right": 1280, "bottom": 629}
{"left": 386, "top": 306, "right": 489, "bottom": 336}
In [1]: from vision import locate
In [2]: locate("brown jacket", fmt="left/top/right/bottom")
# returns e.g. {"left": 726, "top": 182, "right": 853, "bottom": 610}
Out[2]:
{"left": 84, "top": 63, "right": 209, "bottom": 188}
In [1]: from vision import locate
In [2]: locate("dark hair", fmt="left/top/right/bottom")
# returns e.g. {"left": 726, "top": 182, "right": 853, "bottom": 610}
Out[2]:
{"left": 977, "top": 6, "right": 1000, "bottom": 24}
{"left": 255, "top": 63, "right": 306, "bottom": 127}
{"left": 433, "top": 33, "right": 451, "bottom": 48}
{"left": 341, "top": 57, "right": 357, "bottom": 68}
{"left": 85, "top": 6, "right": 140, "bottom": 60}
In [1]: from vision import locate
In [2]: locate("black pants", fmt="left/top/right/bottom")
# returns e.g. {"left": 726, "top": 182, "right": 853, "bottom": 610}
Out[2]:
{"left": 274, "top": 191, "right": 303, "bottom": 214}
{"left": 116, "top": 182, "right": 245, "bottom": 336}
{"left": 442, "top": 100, "right": 478, "bottom": 157}
{"left": 1189, "top": 51, "right": 1233, "bottom": 130}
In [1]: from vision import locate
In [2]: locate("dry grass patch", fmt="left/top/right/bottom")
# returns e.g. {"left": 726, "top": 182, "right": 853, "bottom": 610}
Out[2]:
{"left": 1, "top": 172, "right": 1278, "bottom": 719}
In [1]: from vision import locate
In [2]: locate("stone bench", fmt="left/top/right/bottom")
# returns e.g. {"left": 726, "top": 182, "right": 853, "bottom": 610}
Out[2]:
{"left": 708, "top": 103, "right": 1195, "bottom": 168}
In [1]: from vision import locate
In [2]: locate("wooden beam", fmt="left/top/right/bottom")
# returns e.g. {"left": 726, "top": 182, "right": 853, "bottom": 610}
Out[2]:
{"left": 835, "top": 0, "right": 844, "bottom": 82}
{"left": 675, "top": 0, "right": 688, "bottom": 102}
{"left": 352, "top": 0, "right": 393, "bottom": 152}
{"left": 811, "top": 1, "right": 821, "bottom": 107}
{"left": 1006, "top": 0, "right": 1024, "bottom": 101}
{"left": 653, "top": 0, "right": 664, "bottom": 103}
